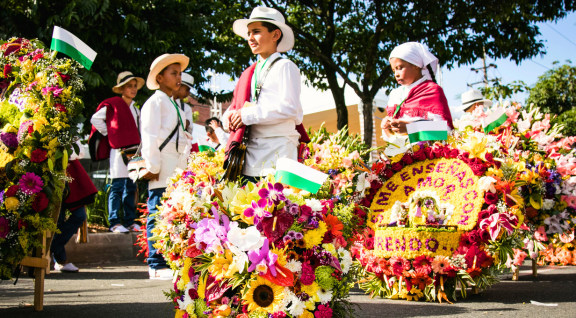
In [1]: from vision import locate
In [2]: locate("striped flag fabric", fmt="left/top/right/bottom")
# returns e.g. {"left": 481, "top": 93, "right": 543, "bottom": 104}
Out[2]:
{"left": 481, "top": 107, "right": 508, "bottom": 133}
{"left": 406, "top": 121, "right": 448, "bottom": 143}
{"left": 51, "top": 26, "right": 97, "bottom": 70}
{"left": 275, "top": 158, "right": 328, "bottom": 194}
{"left": 196, "top": 138, "right": 215, "bottom": 152}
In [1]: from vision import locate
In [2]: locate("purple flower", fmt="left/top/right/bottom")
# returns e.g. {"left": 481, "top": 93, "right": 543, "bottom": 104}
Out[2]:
{"left": 192, "top": 207, "right": 234, "bottom": 253}
{"left": 258, "top": 182, "right": 285, "bottom": 204}
{"left": 0, "top": 132, "right": 18, "bottom": 148}
{"left": 18, "top": 172, "right": 43, "bottom": 194}
{"left": 243, "top": 198, "right": 272, "bottom": 223}
{"left": 0, "top": 217, "right": 8, "bottom": 239}
{"left": 288, "top": 203, "right": 300, "bottom": 216}
{"left": 17, "top": 120, "right": 33, "bottom": 144}
{"left": 308, "top": 216, "right": 320, "bottom": 229}
{"left": 294, "top": 232, "right": 303, "bottom": 240}
{"left": 0, "top": 190, "right": 4, "bottom": 204}
{"left": 247, "top": 238, "right": 278, "bottom": 276}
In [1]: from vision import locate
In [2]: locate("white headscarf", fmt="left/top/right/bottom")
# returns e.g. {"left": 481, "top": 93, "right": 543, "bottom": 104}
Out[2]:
{"left": 389, "top": 42, "right": 438, "bottom": 82}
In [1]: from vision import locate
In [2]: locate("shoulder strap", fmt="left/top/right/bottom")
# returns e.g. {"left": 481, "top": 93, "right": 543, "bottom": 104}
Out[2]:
{"left": 159, "top": 122, "right": 179, "bottom": 152}
{"left": 254, "top": 57, "right": 283, "bottom": 103}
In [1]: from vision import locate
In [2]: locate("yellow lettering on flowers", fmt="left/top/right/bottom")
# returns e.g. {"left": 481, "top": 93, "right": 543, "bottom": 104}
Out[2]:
{"left": 369, "top": 158, "right": 484, "bottom": 231}
{"left": 373, "top": 227, "right": 462, "bottom": 259}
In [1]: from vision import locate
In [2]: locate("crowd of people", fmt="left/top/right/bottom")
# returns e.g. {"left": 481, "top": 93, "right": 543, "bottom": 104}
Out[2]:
{"left": 52, "top": 6, "right": 494, "bottom": 278}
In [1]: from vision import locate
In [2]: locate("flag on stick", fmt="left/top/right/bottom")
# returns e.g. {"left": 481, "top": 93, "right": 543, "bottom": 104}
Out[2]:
{"left": 275, "top": 158, "right": 328, "bottom": 194}
{"left": 481, "top": 107, "right": 508, "bottom": 133}
{"left": 406, "top": 121, "right": 448, "bottom": 143}
{"left": 197, "top": 138, "right": 215, "bottom": 152}
{"left": 51, "top": 26, "right": 97, "bottom": 70}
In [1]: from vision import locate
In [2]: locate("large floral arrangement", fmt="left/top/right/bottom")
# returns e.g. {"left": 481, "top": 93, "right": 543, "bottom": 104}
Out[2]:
{"left": 0, "top": 38, "right": 85, "bottom": 278}
{"left": 152, "top": 130, "right": 374, "bottom": 318}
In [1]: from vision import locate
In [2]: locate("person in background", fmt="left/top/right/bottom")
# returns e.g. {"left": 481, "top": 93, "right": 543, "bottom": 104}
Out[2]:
{"left": 51, "top": 141, "right": 97, "bottom": 272}
{"left": 173, "top": 73, "right": 195, "bottom": 133}
{"left": 141, "top": 53, "right": 190, "bottom": 280}
{"left": 454, "top": 89, "right": 493, "bottom": 114}
{"left": 90, "top": 72, "right": 144, "bottom": 233}
{"left": 204, "top": 117, "right": 229, "bottom": 150}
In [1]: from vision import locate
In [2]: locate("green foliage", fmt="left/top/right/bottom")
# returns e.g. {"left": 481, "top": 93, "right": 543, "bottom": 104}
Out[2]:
{"left": 480, "top": 80, "right": 531, "bottom": 101}
{"left": 553, "top": 108, "right": 576, "bottom": 136}
{"left": 0, "top": 0, "right": 253, "bottom": 136}
{"left": 527, "top": 62, "right": 576, "bottom": 115}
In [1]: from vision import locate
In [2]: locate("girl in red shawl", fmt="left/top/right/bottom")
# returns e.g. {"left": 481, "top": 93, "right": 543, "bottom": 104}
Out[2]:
{"left": 381, "top": 42, "right": 454, "bottom": 138}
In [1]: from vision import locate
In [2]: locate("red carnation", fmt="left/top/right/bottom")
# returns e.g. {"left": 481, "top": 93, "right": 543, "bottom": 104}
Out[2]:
{"left": 32, "top": 192, "right": 50, "bottom": 212}
{"left": 413, "top": 148, "right": 426, "bottom": 161}
{"left": 54, "top": 103, "right": 68, "bottom": 113}
{"left": 391, "top": 162, "right": 403, "bottom": 172}
{"left": 485, "top": 192, "right": 498, "bottom": 205}
{"left": 57, "top": 72, "right": 71, "bottom": 82}
{"left": 28, "top": 125, "right": 34, "bottom": 134}
{"left": 5, "top": 185, "right": 18, "bottom": 197}
{"left": 3, "top": 64, "right": 12, "bottom": 78}
{"left": 32, "top": 52, "right": 44, "bottom": 62}
{"left": 401, "top": 153, "right": 413, "bottom": 165}
{"left": 30, "top": 149, "right": 48, "bottom": 163}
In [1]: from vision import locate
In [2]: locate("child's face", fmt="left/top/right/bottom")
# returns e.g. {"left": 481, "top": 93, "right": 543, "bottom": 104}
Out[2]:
{"left": 120, "top": 79, "right": 138, "bottom": 99}
{"left": 174, "top": 84, "right": 190, "bottom": 99}
{"left": 157, "top": 63, "right": 182, "bottom": 92}
{"left": 247, "top": 22, "right": 281, "bottom": 56}
{"left": 390, "top": 58, "right": 422, "bottom": 86}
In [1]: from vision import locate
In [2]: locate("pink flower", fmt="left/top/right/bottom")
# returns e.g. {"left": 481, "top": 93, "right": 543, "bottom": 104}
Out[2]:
{"left": 534, "top": 226, "right": 548, "bottom": 242}
{"left": 561, "top": 196, "right": 576, "bottom": 209}
{"left": 413, "top": 255, "right": 433, "bottom": 275}
{"left": 314, "top": 304, "right": 333, "bottom": 318}
{"left": 512, "top": 248, "right": 528, "bottom": 266}
{"left": 18, "top": 172, "right": 43, "bottom": 194}
{"left": 559, "top": 231, "right": 575, "bottom": 244}
{"left": 479, "top": 213, "right": 518, "bottom": 241}
{"left": 247, "top": 238, "right": 278, "bottom": 276}
{"left": 504, "top": 109, "right": 519, "bottom": 126}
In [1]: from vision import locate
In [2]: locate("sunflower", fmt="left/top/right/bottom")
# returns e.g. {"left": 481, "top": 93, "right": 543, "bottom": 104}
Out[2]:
{"left": 243, "top": 276, "right": 285, "bottom": 313}
{"left": 563, "top": 243, "right": 575, "bottom": 252}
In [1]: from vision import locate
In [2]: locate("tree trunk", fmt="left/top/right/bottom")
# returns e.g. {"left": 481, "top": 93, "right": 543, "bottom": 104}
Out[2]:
{"left": 325, "top": 72, "right": 348, "bottom": 131}
{"left": 361, "top": 96, "right": 374, "bottom": 146}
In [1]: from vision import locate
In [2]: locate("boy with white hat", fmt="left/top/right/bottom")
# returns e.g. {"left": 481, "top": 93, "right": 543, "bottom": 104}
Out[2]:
{"left": 172, "top": 72, "right": 194, "bottom": 133}
{"left": 140, "top": 53, "right": 190, "bottom": 279}
{"left": 454, "top": 89, "right": 493, "bottom": 114}
{"left": 223, "top": 6, "right": 310, "bottom": 182}
{"left": 89, "top": 71, "right": 144, "bottom": 233}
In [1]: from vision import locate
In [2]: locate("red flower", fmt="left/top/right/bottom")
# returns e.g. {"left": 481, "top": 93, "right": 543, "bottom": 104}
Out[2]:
{"left": 413, "top": 148, "right": 426, "bottom": 161}
{"left": 32, "top": 52, "right": 44, "bottom": 62}
{"left": 449, "top": 148, "right": 459, "bottom": 158}
{"left": 431, "top": 147, "right": 443, "bottom": 158}
{"left": 484, "top": 152, "right": 495, "bottom": 163}
{"left": 391, "top": 162, "right": 403, "bottom": 172}
{"left": 32, "top": 192, "right": 49, "bottom": 212}
{"left": 57, "top": 72, "right": 71, "bottom": 82}
{"left": 411, "top": 273, "right": 433, "bottom": 290}
{"left": 18, "top": 219, "right": 27, "bottom": 229}
{"left": 54, "top": 103, "right": 68, "bottom": 113}
{"left": 3, "top": 64, "right": 12, "bottom": 78}
{"left": 401, "top": 153, "right": 413, "bottom": 165}
{"left": 485, "top": 192, "right": 498, "bottom": 205}
{"left": 30, "top": 149, "right": 48, "bottom": 163}
{"left": 413, "top": 255, "right": 433, "bottom": 275}
{"left": 314, "top": 304, "right": 333, "bottom": 318}
{"left": 5, "top": 185, "right": 18, "bottom": 197}
{"left": 390, "top": 256, "right": 410, "bottom": 276}
{"left": 3, "top": 38, "right": 23, "bottom": 55}
{"left": 469, "top": 163, "right": 486, "bottom": 176}
{"left": 28, "top": 125, "right": 34, "bottom": 134}
{"left": 382, "top": 168, "right": 393, "bottom": 178}
{"left": 423, "top": 147, "right": 434, "bottom": 159}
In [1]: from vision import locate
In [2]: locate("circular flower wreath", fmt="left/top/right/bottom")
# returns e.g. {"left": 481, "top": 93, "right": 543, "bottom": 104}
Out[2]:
{"left": 0, "top": 37, "right": 85, "bottom": 279}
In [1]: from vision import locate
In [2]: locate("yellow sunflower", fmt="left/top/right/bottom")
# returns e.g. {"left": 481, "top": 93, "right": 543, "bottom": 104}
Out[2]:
{"left": 242, "top": 276, "right": 285, "bottom": 313}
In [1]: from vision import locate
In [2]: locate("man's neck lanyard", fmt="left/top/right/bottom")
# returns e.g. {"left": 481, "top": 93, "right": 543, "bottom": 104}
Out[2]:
{"left": 169, "top": 99, "right": 186, "bottom": 131}
{"left": 253, "top": 56, "right": 270, "bottom": 102}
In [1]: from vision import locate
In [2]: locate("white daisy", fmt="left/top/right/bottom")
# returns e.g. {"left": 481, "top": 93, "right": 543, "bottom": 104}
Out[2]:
{"left": 287, "top": 294, "right": 306, "bottom": 317}
{"left": 284, "top": 260, "right": 303, "bottom": 273}
{"left": 316, "top": 287, "right": 333, "bottom": 304}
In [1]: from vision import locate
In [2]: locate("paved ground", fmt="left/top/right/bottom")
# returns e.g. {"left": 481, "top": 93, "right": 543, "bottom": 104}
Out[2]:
{"left": 1, "top": 261, "right": 574, "bottom": 318}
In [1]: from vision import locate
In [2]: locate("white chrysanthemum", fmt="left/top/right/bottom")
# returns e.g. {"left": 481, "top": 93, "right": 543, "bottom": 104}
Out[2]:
{"left": 283, "top": 187, "right": 295, "bottom": 196}
{"left": 542, "top": 199, "right": 555, "bottom": 210}
{"left": 177, "top": 286, "right": 194, "bottom": 310}
{"left": 287, "top": 294, "right": 306, "bottom": 317}
{"left": 305, "top": 198, "right": 323, "bottom": 212}
{"left": 338, "top": 247, "right": 353, "bottom": 274}
{"left": 275, "top": 287, "right": 292, "bottom": 312}
{"left": 316, "top": 287, "right": 333, "bottom": 304}
{"left": 285, "top": 260, "right": 303, "bottom": 273}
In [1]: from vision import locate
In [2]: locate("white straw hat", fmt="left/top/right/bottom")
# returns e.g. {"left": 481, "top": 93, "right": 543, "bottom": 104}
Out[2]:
{"left": 181, "top": 73, "right": 194, "bottom": 89}
{"left": 112, "top": 71, "right": 145, "bottom": 94}
{"left": 146, "top": 54, "right": 190, "bottom": 90}
{"left": 233, "top": 7, "right": 294, "bottom": 52}
{"left": 453, "top": 89, "right": 493, "bottom": 112}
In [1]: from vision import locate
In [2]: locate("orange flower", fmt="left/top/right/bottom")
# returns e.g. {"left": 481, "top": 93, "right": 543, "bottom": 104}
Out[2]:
{"left": 410, "top": 274, "right": 432, "bottom": 290}
{"left": 466, "top": 267, "right": 482, "bottom": 278}
{"left": 325, "top": 214, "right": 344, "bottom": 237}
{"left": 556, "top": 249, "right": 573, "bottom": 266}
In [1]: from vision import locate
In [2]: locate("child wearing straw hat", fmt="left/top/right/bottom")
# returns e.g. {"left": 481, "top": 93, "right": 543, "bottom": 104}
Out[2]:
{"left": 140, "top": 53, "right": 190, "bottom": 280}
{"left": 89, "top": 71, "right": 144, "bottom": 233}
{"left": 223, "top": 6, "right": 310, "bottom": 182}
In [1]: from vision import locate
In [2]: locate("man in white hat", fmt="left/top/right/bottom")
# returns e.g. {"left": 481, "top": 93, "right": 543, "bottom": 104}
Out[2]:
{"left": 223, "top": 6, "right": 310, "bottom": 182}
{"left": 173, "top": 72, "right": 194, "bottom": 133}
{"left": 454, "top": 89, "right": 493, "bottom": 114}
{"left": 140, "top": 53, "right": 190, "bottom": 280}
{"left": 89, "top": 71, "right": 144, "bottom": 234}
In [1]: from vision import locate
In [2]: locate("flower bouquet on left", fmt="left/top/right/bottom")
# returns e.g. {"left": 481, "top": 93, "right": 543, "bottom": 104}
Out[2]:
{"left": 0, "top": 37, "right": 85, "bottom": 279}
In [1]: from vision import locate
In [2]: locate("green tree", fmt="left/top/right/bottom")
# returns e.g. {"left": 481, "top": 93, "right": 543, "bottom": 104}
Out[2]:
{"left": 527, "top": 62, "right": 576, "bottom": 115}
{"left": 0, "top": 0, "right": 252, "bottom": 135}
{"left": 257, "top": 0, "right": 575, "bottom": 146}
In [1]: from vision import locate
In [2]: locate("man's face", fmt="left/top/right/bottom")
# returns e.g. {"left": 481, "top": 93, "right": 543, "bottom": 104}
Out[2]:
{"left": 156, "top": 63, "right": 182, "bottom": 92}
{"left": 247, "top": 22, "right": 281, "bottom": 55}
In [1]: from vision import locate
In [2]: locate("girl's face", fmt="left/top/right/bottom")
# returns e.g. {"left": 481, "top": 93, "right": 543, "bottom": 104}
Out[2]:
{"left": 119, "top": 79, "right": 139, "bottom": 99}
{"left": 390, "top": 58, "right": 423, "bottom": 86}
{"left": 157, "top": 63, "right": 182, "bottom": 92}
